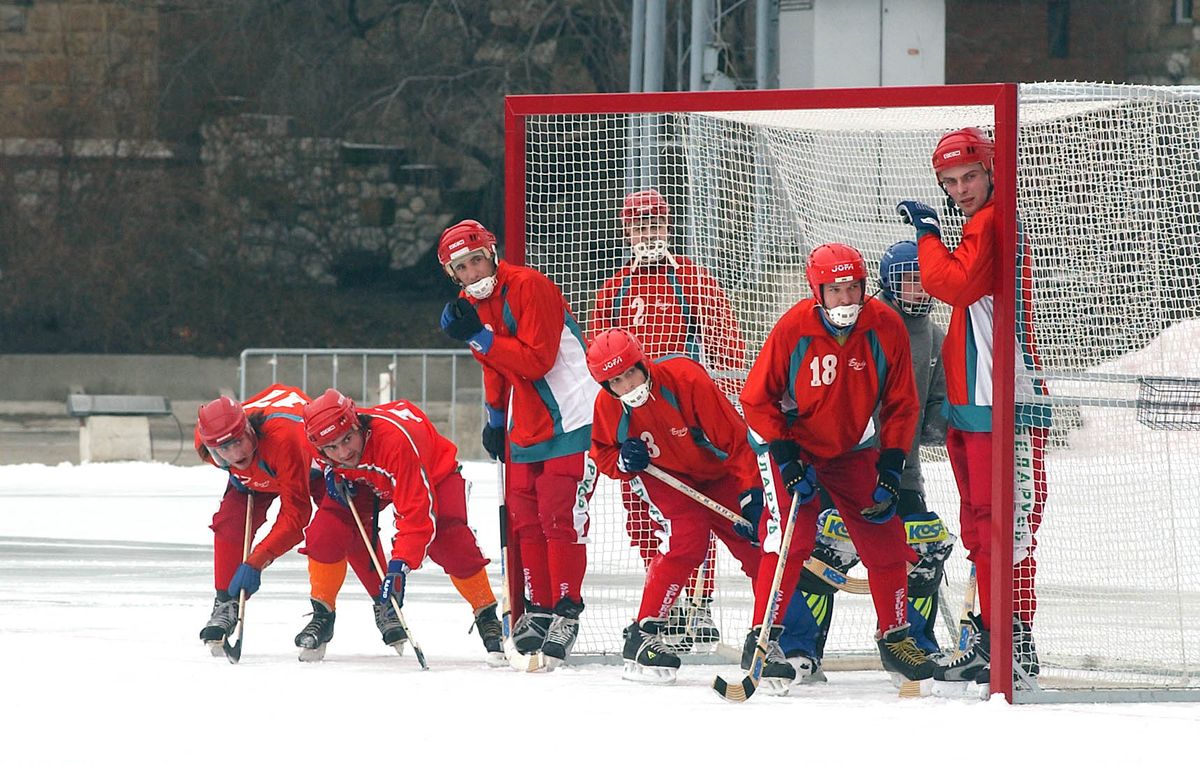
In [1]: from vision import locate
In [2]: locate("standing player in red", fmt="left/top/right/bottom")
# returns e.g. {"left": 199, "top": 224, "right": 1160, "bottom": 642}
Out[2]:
{"left": 587, "top": 329, "right": 762, "bottom": 684}
{"left": 897, "top": 128, "right": 1049, "bottom": 688}
{"left": 590, "top": 189, "right": 748, "bottom": 647}
{"left": 300, "top": 389, "right": 503, "bottom": 664}
{"left": 438, "top": 219, "right": 599, "bottom": 668}
{"left": 740, "top": 243, "right": 937, "bottom": 688}
{"left": 194, "top": 383, "right": 320, "bottom": 654}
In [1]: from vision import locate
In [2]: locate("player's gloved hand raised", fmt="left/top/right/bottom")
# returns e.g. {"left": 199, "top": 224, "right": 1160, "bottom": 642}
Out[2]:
{"left": 440, "top": 297, "right": 494, "bottom": 353}
{"left": 323, "top": 467, "right": 356, "bottom": 508}
{"left": 618, "top": 438, "right": 650, "bottom": 473}
{"left": 227, "top": 562, "right": 261, "bottom": 598}
{"left": 768, "top": 439, "right": 817, "bottom": 504}
{"left": 735, "top": 488, "right": 763, "bottom": 546}
{"left": 862, "top": 448, "right": 905, "bottom": 524}
{"left": 482, "top": 404, "right": 506, "bottom": 462}
{"left": 896, "top": 200, "right": 942, "bottom": 239}
{"left": 380, "top": 559, "right": 410, "bottom": 608}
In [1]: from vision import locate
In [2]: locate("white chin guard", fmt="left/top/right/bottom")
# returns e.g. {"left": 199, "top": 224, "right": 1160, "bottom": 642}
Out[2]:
{"left": 630, "top": 239, "right": 678, "bottom": 271}
{"left": 825, "top": 303, "right": 861, "bottom": 328}
{"left": 619, "top": 381, "right": 652, "bottom": 408}
{"left": 465, "top": 275, "right": 497, "bottom": 300}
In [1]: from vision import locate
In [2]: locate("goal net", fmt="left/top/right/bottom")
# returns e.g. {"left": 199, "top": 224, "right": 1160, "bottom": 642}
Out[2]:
{"left": 506, "top": 82, "right": 1200, "bottom": 702}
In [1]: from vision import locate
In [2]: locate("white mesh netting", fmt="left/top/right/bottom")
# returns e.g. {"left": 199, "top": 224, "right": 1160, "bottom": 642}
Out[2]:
{"left": 516, "top": 83, "right": 1200, "bottom": 698}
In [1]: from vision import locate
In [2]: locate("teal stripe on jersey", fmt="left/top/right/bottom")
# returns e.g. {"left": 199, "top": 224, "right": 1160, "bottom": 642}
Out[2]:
{"left": 510, "top": 424, "right": 591, "bottom": 463}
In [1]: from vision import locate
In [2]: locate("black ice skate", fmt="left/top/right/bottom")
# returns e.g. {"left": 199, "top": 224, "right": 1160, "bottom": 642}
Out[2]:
{"left": 933, "top": 613, "right": 990, "bottom": 683}
{"left": 472, "top": 603, "right": 506, "bottom": 668}
{"left": 877, "top": 624, "right": 938, "bottom": 681}
{"left": 511, "top": 603, "right": 553, "bottom": 658}
{"left": 1013, "top": 616, "right": 1040, "bottom": 679}
{"left": 374, "top": 600, "right": 408, "bottom": 655}
{"left": 199, "top": 591, "right": 239, "bottom": 656}
{"left": 664, "top": 596, "right": 720, "bottom": 653}
{"left": 785, "top": 650, "right": 828, "bottom": 685}
{"left": 542, "top": 597, "right": 584, "bottom": 670}
{"left": 741, "top": 625, "right": 796, "bottom": 696}
{"left": 622, "top": 618, "right": 681, "bottom": 684}
{"left": 294, "top": 599, "right": 336, "bottom": 662}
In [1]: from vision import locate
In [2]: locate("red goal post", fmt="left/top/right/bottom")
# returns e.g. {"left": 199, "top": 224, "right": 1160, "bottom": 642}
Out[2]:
{"left": 503, "top": 83, "right": 1200, "bottom": 704}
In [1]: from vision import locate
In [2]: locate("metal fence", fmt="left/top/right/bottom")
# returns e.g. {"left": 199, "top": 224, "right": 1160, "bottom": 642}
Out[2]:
{"left": 238, "top": 348, "right": 486, "bottom": 456}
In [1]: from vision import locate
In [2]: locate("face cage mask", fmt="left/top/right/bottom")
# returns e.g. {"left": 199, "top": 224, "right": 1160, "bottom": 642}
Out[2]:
{"left": 896, "top": 295, "right": 934, "bottom": 317}
{"left": 618, "top": 380, "right": 652, "bottom": 408}
{"left": 823, "top": 302, "right": 862, "bottom": 328}
{"left": 464, "top": 274, "right": 497, "bottom": 299}
{"left": 630, "top": 239, "right": 678, "bottom": 272}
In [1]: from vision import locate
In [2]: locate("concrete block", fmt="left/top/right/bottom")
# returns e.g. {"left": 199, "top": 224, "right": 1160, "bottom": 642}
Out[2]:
{"left": 80, "top": 416, "right": 152, "bottom": 462}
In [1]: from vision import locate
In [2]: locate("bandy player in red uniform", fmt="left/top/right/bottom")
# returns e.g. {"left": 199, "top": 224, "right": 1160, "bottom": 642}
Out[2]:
{"left": 195, "top": 383, "right": 321, "bottom": 654}
{"left": 897, "top": 127, "right": 1050, "bottom": 688}
{"left": 739, "top": 243, "right": 938, "bottom": 690}
{"left": 590, "top": 189, "right": 748, "bottom": 645}
{"left": 587, "top": 329, "right": 762, "bottom": 684}
{"left": 299, "top": 389, "right": 503, "bottom": 664}
{"left": 437, "top": 219, "right": 599, "bottom": 669}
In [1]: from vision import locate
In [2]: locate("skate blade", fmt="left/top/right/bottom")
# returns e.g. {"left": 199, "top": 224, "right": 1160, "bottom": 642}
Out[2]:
{"left": 298, "top": 644, "right": 327, "bottom": 662}
{"left": 621, "top": 659, "right": 677, "bottom": 685}
{"left": 758, "top": 677, "right": 791, "bottom": 697}
{"left": 509, "top": 650, "right": 545, "bottom": 673}
{"left": 898, "top": 679, "right": 933, "bottom": 698}
{"left": 386, "top": 640, "right": 407, "bottom": 656}
{"left": 205, "top": 640, "right": 224, "bottom": 658}
{"left": 542, "top": 654, "right": 566, "bottom": 672}
{"left": 929, "top": 680, "right": 981, "bottom": 699}
{"left": 484, "top": 651, "right": 509, "bottom": 668}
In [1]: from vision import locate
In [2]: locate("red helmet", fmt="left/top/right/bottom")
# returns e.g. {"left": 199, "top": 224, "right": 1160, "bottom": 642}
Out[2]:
{"left": 587, "top": 329, "right": 647, "bottom": 384}
{"left": 196, "top": 396, "right": 249, "bottom": 448}
{"left": 932, "top": 127, "right": 994, "bottom": 175}
{"left": 620, "top": 189, "right": 670, "bottom": 227}
{"left": 806, "top": 243, "right": 867, "bottom": 303}
{"left": 437, "top": 219, "right": 497, "bottom": 277}
{"left": 303, "top": 388, "right": 358, "bottom": 446}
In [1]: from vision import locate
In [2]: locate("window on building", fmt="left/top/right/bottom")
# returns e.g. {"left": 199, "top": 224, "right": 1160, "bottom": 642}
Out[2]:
{"left": 1176, "top": 0, "right": 1194, "bottom": 24}
{"left": 1048, "top": 0, "right": 1070, "bottom": 59}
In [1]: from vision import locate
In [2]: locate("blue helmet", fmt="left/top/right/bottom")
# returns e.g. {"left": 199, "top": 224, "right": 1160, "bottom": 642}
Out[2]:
{"left": 879, "top": 240, "right": 933, "bottom": 316}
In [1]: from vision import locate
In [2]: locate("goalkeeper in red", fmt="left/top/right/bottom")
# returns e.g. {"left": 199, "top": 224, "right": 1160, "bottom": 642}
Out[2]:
{"left": 587, "top": 328, "right": 762, "bottom": 684}
{"left": 301, "top": 389, "right": 503, "bottom": 664}
{"left": 897, "top": 127, "right": 1049, "bottom": 688}
{"left": 438, "top": 219, "right": 599, "bottom": 669}
{"left": 590, "top": 188, "right": 748, "bottom": 648}
{"left": 194, "top": 384, "right": 320, "bottom": 654}
{"left": 739, "top": 242, "right": 937, "bottom": 688}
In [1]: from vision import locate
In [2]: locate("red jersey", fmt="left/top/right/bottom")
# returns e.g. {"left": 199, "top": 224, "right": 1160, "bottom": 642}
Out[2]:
{"left": 591, "top": 355, "right": 761, "bottom": 492}
{"left": 319, "top": 400, "right": 459, "bottom": 569}
{"left": 195, "top": 383, "right": 316, "bottom": 568}
{"left": 740, "top": 299, "right": 919, "bottom": 460}
{"left": 467, "top": 260, "right": 598, "bottom": 462}
{"left": 591, "top": 254, "right": 746, "bottom": 395}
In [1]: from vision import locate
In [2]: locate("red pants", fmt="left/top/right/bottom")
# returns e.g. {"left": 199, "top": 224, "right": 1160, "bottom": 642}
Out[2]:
{"left": 629, "top": 472, "right": 760, "bottom": 621}
{"left": 753, "top": 448, "right": 916, "bottom": 634}
{"left": 505, "top": 452, "right": 595, "bottom": 608}
{"left": 209, "top": 486, "right": 274, "bottom": 592}
{"left": 301, "top": 471, "right": 490, "bottom": 597}
{"left": 622, "top": 480, "right": 719, "bottom": 599}
{"left": 948, "top": 426, "right": 1047, "bottom": 629}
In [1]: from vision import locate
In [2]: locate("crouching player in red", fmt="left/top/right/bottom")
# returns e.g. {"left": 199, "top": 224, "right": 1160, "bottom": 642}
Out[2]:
{"left": 739, "top": 243, "right": 938, "bottom": 692}
{"left": 588, "top": 329, "right": 762, "bottom": 684}
{"left": 298, "top": 389, "right": 503, "bottom": 664}
{"left": 195, "top": 384, "right": 320, "bottom": 654}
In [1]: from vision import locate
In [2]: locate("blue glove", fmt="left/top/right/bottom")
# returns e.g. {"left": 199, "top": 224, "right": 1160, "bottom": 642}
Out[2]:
{"left": 768, "top": 440, "right": 817, "bottom": 504}
{"left": 440, "top": 297, "right": 494, "bottom": 353}
{"left": 323, "top": 467, "right": 355, "bottom": 508}
{"left": 735, "top": 488, "right": 763, "bottom": 546}
{"left": 862, "top": 448, "right": 905, "bottom": 524}
{"left": 618, "top": 437, "right": 650, "bottom": 473}
{"left": 482, "top": 404, "right": 506, "bottom": 462}
{"left": 227, "top": 562, "right": 261, "bottom": 598}
{"left": 380, "top": 559, "right": 410, "bottom": 608}
{"left": 896, "top": 200, "right": 942, "bottom": 239}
